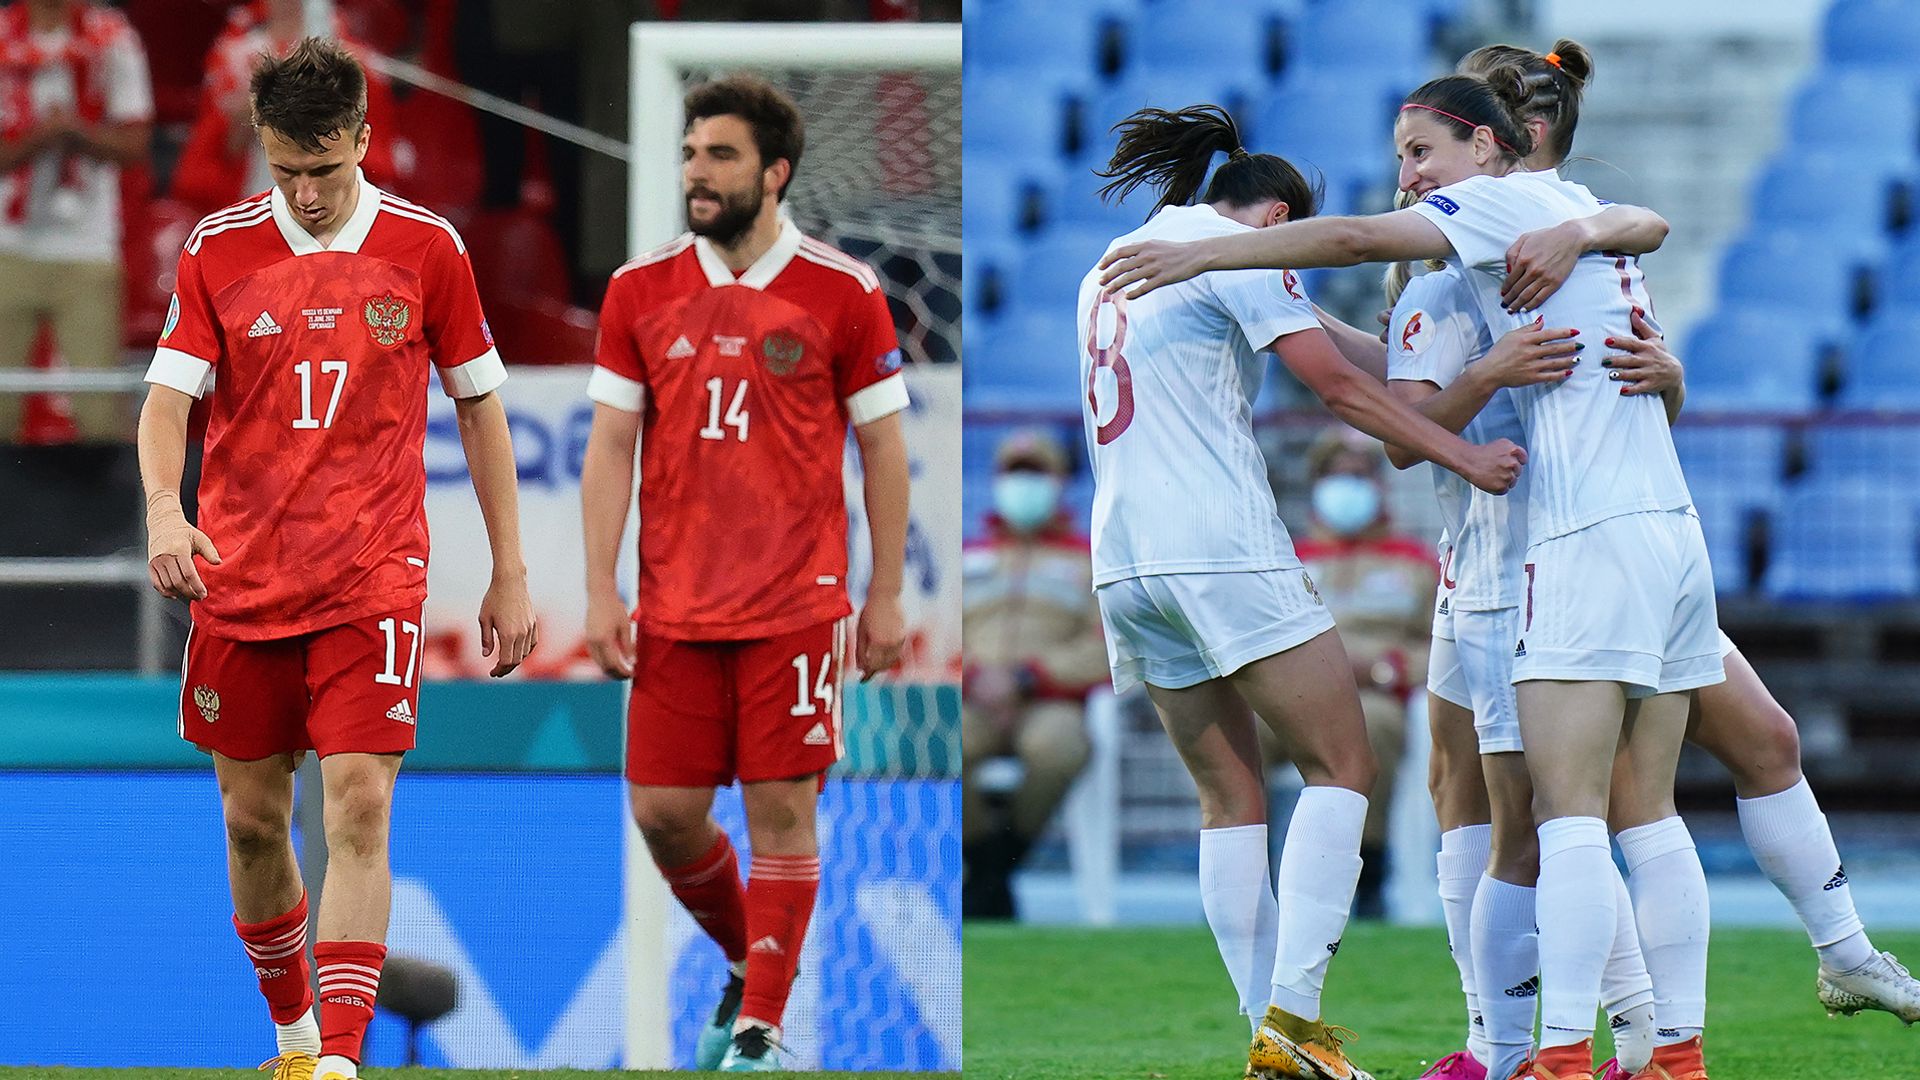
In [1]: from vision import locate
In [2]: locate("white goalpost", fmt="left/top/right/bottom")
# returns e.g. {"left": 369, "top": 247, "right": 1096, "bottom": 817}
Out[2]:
{"left": 622, "top": 22, "right": 961, "bottom": 1071}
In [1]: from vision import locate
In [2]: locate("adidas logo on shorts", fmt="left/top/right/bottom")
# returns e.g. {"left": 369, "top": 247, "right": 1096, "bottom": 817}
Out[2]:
{"left": 1514, "top": 639, "right": 1527, "bottom": 657}
{"left": 1438, "top": 597, "right": 1451, "bottom": 615}
{"left": 247, "top": 311, "right": 283, "bottom": 338}
{"left": 386, "top": 700, "right": 416, "bottom": 725}
{"left": 750, "top": 935, "right": 784, "bottom": 955}
{"left": 1825, "top": 864, "right": 1849, "bottom": 891}
{"left": 667, "top": 334, "right": 697, "bottom": 359}
{"left": 803, "top": 722, "right": 830, "bottom": 746}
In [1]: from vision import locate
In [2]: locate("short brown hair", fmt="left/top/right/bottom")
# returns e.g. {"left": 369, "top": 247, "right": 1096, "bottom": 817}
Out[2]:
{"left": 251, "top": 37, "right": 369, "bottom": 154}
{"left": 684, "top": 75, "right": 805, "bottom": 200}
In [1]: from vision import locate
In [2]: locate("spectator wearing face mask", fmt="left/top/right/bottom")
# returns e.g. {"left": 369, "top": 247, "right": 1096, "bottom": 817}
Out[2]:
{"left": 1284, "top": 429, "right": 1435, "bottom": 918}
{"left": 961, "top": 428, "right": 1107, "bottom": 920}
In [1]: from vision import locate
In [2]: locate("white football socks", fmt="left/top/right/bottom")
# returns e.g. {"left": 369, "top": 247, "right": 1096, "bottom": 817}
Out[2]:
{"left": 277, "top": 1006, "right": 321, "bottom": 1056}
{"left": 1619, "top": 816, "right": 1710, "bottom": 1046}
{"left": 1601, "top": 866, "right": 1656, "bottom": 1073}
{"left": 1200, "top": 823, "right": 1280, "bottom": 1024}
{"left": 1736, "top": 778, "right": 1875, "bottom": 972}
{"left": 1471, "top": 873, "right": 1538, "bottom": 1080}
{"left": 1535, "top": 816, "right": 1614, "bottom": 1050}
{"left": 1269, "top": 785, "right": 1368, "bottom": 1021}
{"left": 1437, "top": 824, "right": 1493, "bottom": 1063}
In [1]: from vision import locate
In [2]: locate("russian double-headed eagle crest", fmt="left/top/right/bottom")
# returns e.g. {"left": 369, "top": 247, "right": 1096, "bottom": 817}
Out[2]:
{"left": 193, "top": 685, "right": 221, "bottom": 723}
{"left": 761, "top": 332, "right": 805, "bottom": 376}
{"left": 363, "top": 294, "right": 412, "bottom": 348}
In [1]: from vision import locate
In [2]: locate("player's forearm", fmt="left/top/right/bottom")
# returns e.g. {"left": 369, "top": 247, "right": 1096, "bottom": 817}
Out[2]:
{"left": 1318, "top": 368, "right": 1477, "bottom": 478}
{"left": 1580, "top": 204, "right": 1668, "bottom": 256}
{"left": 72, "top": 121, "right": 149, "bottom": 165}
{"left": 453, "top": 393, "right": 527, "bottom": 579}
{"left": 580, "top": 414, "right": 637, "bottom": 598}
{"left": 855, "top": 415, "right": 910, "bottom": 600}
{"left": 137, "top": 386, "right": 193, "bottom": 501}
{"left": 1661, "top": 379, "right": 1685, "bottom": 425}
{"left": 1315, "top": 306, "right": 1390, "bottom": 382}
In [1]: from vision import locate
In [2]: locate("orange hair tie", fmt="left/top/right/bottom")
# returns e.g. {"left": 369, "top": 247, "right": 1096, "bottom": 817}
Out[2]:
{"left": 1543, "top": 51, "right": 1564, "bottom": 69}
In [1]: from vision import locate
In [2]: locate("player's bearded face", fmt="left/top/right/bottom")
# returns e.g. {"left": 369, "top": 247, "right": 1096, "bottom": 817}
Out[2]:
{"left": 261, "top": 123, "right": 371, "bottom": 235}
{"left": 1394, "top": 112, "right": 1488, "bottom": 195}
{"left": 684, "top": 176, "right": 764, "bottom": 246}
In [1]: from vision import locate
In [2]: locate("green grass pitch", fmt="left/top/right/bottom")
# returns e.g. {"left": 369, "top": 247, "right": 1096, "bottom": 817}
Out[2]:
{"left": 964, "top": 922, "right": 1920, "bottom": 1079}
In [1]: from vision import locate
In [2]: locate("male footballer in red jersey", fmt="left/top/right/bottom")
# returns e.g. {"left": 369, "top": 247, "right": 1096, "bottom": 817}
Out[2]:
{"left": 136, "top": 40, "right": 536, "bottom": 1080}
{"left": 580, "top": 75, "right": 911, "bottom": 1072}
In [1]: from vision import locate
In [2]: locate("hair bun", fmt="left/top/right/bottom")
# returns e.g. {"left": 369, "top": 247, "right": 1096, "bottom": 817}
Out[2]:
{"left": 1547, "top": 38, "right": 1593, "bottom": 86}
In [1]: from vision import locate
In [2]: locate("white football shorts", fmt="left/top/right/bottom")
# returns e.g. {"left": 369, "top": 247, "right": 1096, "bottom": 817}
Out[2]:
{"left": 1513, "top": 508, "right": 1726, "bottom": 697}
{"left": 1097, "top": 568, "right": 1337, "bottom": 695}
{"left": 1429, "top": 605, "right": 1525, "bottom": 754}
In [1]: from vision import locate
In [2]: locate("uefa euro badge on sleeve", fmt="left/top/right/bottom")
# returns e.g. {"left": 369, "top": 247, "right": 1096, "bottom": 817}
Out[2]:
{"left": 363, "top": 294, "right": 413, "bottom": 349}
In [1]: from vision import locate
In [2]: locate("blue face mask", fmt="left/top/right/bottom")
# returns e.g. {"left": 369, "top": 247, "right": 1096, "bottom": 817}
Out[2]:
{"left": 994, "top": 472, "right": 1063, "bottom": 532}
{"left": 1312, "top": 475, "right": 1381, "bottom": 537}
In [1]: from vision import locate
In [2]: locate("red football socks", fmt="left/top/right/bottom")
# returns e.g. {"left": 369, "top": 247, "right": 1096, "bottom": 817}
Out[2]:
{"left": 741, "top": 853, "right": 821, "bottom": 1027}
{"left": 661, "top": 832, "right": 749, "bottom": 963}
{"left": 315, "top": 939, "right": 387, "bottom": 1061}
{"left": 233, "top": 893, "right": 315, "bottom": 1024}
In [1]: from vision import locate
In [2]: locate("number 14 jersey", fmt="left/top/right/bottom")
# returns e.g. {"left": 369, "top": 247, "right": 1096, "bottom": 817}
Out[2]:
{"left": 590, "top": 219, "right": 908, "bottom": 641}
{"left": 143, "top": 175, "right": 505, "bottom": 640}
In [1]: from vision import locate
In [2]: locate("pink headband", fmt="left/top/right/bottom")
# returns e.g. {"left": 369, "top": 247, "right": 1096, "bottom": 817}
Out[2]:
{"left": 1399, "top": 103, "right": 1518, "bottom": 154}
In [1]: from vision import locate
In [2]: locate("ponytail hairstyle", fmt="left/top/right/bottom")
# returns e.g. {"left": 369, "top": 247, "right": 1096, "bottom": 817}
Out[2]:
{"left": 1400, "top": 74, "right": 1536, "bottom": 165}
{"left": 1096, "top": 103, "right": 1322, "bottom": 219}
{"left": 1458, "top": 38, "right": 1594, "bottom": 165}
{"left": 1383, "top": 189, "right": 1448, "bottom": 307}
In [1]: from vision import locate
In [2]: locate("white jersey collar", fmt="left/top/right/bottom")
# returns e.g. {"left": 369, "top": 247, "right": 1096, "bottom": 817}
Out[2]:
{"left": 693, "top": 215, "right": 803, "bottom": 290}
{"left": 272, "top": 168, "right": 381, "bottom": 256}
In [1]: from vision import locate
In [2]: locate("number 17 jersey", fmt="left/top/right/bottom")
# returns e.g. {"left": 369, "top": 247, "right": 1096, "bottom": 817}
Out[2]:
{"left": 591, "top": 219, "right": 909, "bottom": 641}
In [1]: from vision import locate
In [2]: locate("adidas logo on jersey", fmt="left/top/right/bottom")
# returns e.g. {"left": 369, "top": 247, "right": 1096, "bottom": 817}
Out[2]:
{"left": 386, "top": 700, "right": 416, "bottom": 725}
{"left": 247, "top": 311, "right": 283, "bottom": 338}
{"left": 1505, "top": 976, "right": 1540, "bottom": 999}
{"left": 803, "top": 722, "right": 830, "bottom": 746}
{"left": 750, "top": 935, "right": 784, "bottom": 955}
{"left": 1825, "top": 864, "right": 1849, "bottom": 891}
{"left": 667, "top": 334, "right": 696, "bottom": 359}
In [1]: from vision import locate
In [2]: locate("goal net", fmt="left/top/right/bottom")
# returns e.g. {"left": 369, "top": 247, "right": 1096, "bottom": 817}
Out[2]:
{"left": 625, "top": 22, "right": 963, "bottom": 1071}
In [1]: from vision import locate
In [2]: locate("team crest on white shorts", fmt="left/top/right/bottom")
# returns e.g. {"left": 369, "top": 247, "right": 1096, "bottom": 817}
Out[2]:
{"left": 1301, "top": 570, "right": 1323, "bottom": 605}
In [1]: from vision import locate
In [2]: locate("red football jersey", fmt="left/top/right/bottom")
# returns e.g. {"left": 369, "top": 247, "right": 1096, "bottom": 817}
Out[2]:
{"left": 591, "top": 220, "right": 909, "bottom": 641}
{"left": 144, "top": 175, "right": 505, "bottom": 640}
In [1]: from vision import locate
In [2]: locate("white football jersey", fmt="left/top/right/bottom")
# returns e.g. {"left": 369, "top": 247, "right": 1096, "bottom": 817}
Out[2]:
{"left": 1387, "top": 265, "right": 1527, "bottom": 611}
{"left": 1080, "top": 204, "right": 1320, "bottom": 586}
{"left": 1409, "top": 170, "right": 1693, "bottom": 543}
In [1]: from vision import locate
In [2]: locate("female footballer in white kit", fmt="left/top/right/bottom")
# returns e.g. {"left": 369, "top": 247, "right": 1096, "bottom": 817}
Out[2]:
{"left": 1100, "top": 73, "right": 1721, "bottom": 1080}
{"left": 1079, "top": 104, "right": 1526, "bottom": 1080}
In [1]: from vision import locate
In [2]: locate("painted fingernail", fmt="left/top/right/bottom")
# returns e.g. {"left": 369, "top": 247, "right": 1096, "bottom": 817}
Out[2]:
{"left": 1605, "top": 338, "right": 1616, "bottom": 346}
{"left": 1574, "top": 343, "right": 1586, "bottom": 351}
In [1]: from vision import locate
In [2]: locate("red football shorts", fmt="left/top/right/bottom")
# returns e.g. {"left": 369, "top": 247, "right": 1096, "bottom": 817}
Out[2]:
{"left": 626, "top": 615, "right": 850, "bottom": 787}
{"left": 178, "top": 603, "right": 426, "bottom": 761}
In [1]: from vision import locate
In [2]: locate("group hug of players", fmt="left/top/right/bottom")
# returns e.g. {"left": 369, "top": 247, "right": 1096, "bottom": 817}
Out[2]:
{"left": 1083, "top": 36, "right": 1920, "bottom": 1080}
{"left": 139, "top": 39, "right": 906, "bottom": 1078}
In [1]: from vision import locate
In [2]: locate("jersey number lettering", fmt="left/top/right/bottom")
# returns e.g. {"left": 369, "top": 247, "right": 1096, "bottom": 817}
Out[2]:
{"left": 375, "top": 617, "right": 421, "bottom": 688}
{"left": 789, "top": 650, "right": 835, "bottom": 717}
{"left": 293, "top": 359, "right": 347, "bottom": 430}
{"left": 700, "top": 377, "right": 750, "bottom": 441}
{"left": 1085, "top": 290, "right": 1135, "bottom": 444}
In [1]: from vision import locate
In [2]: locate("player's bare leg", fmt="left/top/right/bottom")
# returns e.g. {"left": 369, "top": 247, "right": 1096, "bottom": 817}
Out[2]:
{"left": 1149, "top": 676, "right": 1276, "bottom": 1038}
{"left": 1422, "top": 695, "right": 1493, "bottom": 1080}
{"left": 629, "top": 783, "right": 752, "bottom": 1066}
{"left": 1609, "top": 693, "right": 1710, "bottom": 1078}
{"left": 216, "top": 752, "right": 321, "bottom": 1073}
{"left": 311, "top": 752, "right": 402, "bottom": 1080}
{"left": 719, "top": 775, "right": 824, "bottom": 1071}
{"left": 1687, "top": 648, "right": 1920, "bottom": 1024}
{"left": 1180, "top": 628, "right": 1377, "bottom": 1079}
{"left": 1512, "top": 679, "right": 1629, "bottom": 1079}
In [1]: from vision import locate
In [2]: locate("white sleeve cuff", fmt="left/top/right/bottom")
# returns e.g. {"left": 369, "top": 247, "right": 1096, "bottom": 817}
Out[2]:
{"left": 145, "top": 347, "right": 213, "bottom": 399}
{"left": 588, "top": 365, "right": 647, "bottom": 412}
{"left": 846, "top": 373, "right": 910, "bottom": 425}
{"left": 439, "top": 348, "right": 508, "bottom": 398}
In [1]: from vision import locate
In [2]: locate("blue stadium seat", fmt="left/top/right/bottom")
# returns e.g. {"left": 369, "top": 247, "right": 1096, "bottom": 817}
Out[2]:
{"left": 1687, "top": 487, "right": 1760, "bottom": 594}
{"left": 1716, "top": 228, "right": 1859, "bottom": 324}
{"left": 1764, "top": 476, "right": 1919, "bottom": 600}
{"left": 1751, "top": 153, "right": 1894, "bottom": 261}
{"left": 1287, "top": 0, "right": 1431, "bottom": 80}
{"left": 1680, "top": 307, "right": 1826, "bottom": 412}
{"left": 1252, "top": 72, "right": 1407, "bottom": 207}
{"left": 963, "top": 78, "right": 1074, "bottom": 161}
{"left": 1822, "top": 0, "right": 1920, "bottom": 70}
{"left": 1043, "top": 163, "right": 1157, "bottom": 236}
{"left": 1840, "top": 310, "right": 1920, "bottom": 408}
{"left": 1787, "top": 71, "right": 1920, "bottom": 176}
{"left": 964, "top": 157, "right": 1029, "bottom": 248}
{"left": 1672, "top": 423, "right": 1788, "bottom": 504}
{"left": 1077, "top": 73, "right": 1247, "bottom": 163}
{"left": 969, "top": 308, "right": 1088, "bottom": 409}
{"left": 1007, "top": 227, "right": 1112, "bottom": 323}
{"left": 1123, "top": 1, "right": 1279, "bottom": 84}
{"left": 964, "top": 0, "right": 1113, "bottom": 91}
{"left": 1871, "top": 233, "right": 1920, "bottom": 313}
{"left": 1805, "top": 423, "right": 1920, "bottom": 481}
